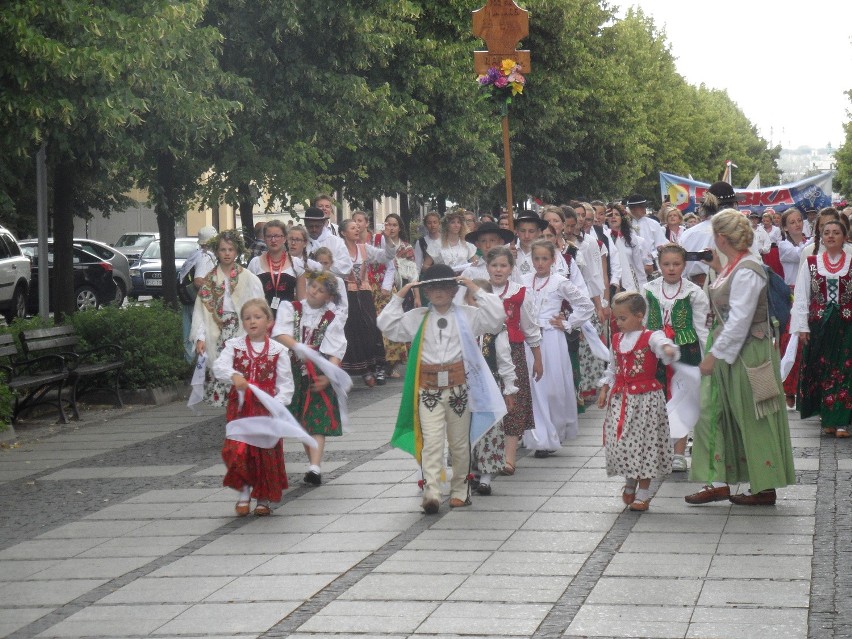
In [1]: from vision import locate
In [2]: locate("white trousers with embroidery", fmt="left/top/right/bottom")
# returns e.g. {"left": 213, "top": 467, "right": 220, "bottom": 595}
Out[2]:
{"left": 419, "top": 384, "right": 471, "bottom": 502}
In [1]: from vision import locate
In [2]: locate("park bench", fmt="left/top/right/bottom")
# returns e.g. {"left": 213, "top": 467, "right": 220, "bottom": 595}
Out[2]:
{"left": 19, "top": 325, "right": 124, "bottom": 420}
{"left": 0, "top": 333, "right": 70, "bottom": 424}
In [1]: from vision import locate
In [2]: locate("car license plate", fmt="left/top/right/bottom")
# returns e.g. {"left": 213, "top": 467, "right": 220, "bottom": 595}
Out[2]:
{"left": 145, "top": 275, "right": 162, "bottom": 287}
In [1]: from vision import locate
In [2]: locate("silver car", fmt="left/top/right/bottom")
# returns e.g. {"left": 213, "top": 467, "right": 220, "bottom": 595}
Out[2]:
{"left": 73, "top": 238, "right": 131, "bottom": 306}
{"left": 0, "top": 225, "right": 31, "bottom": 323}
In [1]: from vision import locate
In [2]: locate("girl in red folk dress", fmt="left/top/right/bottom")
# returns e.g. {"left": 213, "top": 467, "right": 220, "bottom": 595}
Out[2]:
{"left": 597, "top": 292, "right": 679, "bottom": 512}
{"left": 213, "top": 299, "right": 294, "bottom": 517}
{"left": 272, "top": 270, "right": 348, "bottom": 486}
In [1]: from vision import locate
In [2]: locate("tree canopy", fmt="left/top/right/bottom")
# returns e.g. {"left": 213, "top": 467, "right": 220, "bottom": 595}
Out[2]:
{"left": 0, "top": 0, "right": 791, "bottom": 312}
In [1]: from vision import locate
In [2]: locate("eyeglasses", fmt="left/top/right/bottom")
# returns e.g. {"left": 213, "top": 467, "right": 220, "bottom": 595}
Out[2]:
{"left": 288, "top": 237, "right": 306, "bottom": 243}
{"left": 265, "top": 234, "right": 285, "bottom": 240}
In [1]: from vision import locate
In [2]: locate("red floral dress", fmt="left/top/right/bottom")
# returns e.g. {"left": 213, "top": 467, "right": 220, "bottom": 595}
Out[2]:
{"left": 221, "top": 338, "right": 288, "bottom": 500}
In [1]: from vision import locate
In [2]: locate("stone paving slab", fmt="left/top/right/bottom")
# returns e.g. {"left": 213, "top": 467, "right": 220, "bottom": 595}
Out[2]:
{"left": 0, "top": 388, "right": 837, "bottom": 639}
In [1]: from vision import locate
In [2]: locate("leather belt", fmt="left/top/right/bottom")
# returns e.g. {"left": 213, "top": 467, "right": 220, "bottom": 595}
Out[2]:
{"left": 419, "top": 360, "right": 465, "bottom": 389}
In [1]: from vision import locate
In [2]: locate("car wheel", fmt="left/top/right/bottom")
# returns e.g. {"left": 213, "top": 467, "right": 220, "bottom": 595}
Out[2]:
{"left": 75, "top": 285, "right": 99, "bottom": 311}
{"left": 3, "top": 284, "right": 27, "bottom": 323}
{"left": 112, "top": 279, "right": 126, "bottom": 306}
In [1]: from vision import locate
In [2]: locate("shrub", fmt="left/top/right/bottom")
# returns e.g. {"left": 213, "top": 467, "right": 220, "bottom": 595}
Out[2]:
{"left": 70, "top": 301, "right": 190, "bottom": 390}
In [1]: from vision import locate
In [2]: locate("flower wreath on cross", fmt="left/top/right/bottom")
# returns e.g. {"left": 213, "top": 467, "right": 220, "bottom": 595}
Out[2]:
{"left": 477, "top": 58, "right": 526, "bottom": 116}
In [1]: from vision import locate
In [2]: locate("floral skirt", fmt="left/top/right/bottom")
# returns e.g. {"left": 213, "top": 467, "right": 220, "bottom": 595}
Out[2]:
{"left": 373, "top": 285, "right": 408, "bottom": 368}
{"left": 289, "top": 359, "right": 343, "bottom": 437}
{"left": 799, "top": 309, "right": 852, "bottom": 427}
{"left": 578, "top": 316, "right": 607, "bottom": 398}
{"left": 502, "top": 342, "right": 534, "bottom": 437}
{"left": 221, "top": 439, "right": 287, "bottom": 501}
{"left": 203, "top": 312, "right": 239, "bottom": 407}
{"left": 604, "top": 389, "right": 672, "bottom": 479}
{"left": 473, "top": 420, "right": 507, "bottom": 474}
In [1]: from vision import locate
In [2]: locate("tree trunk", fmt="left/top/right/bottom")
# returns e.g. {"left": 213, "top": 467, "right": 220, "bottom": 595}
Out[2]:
{"left": 399, "top": 192, "right": 412, "bottom": 240}
{"left": 437, "top": 196, "right": 447, "bottom": 215}
{"left": 155, "top": 151, "right": 179, "bottom": 309}
{"left": 52, "top": 161, "right": 77, "bottom": 322}
{"left": 237, "top": 182, "right": 255, "bottom": 237}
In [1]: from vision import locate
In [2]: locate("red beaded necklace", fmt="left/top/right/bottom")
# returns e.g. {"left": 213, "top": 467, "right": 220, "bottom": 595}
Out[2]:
{"left": 243, "top": 335, "right": 270, "bottom": 383}
{"left": 661, "top": 278, "right": 683, "bottom": 300}
{"left": 823, "top": 251, "right": 846, "bottom": 274}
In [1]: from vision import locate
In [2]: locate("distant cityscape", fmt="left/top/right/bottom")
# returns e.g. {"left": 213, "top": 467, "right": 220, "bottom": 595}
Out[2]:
{"left": 778, "top": 145, "right": 837, "bottom": 185}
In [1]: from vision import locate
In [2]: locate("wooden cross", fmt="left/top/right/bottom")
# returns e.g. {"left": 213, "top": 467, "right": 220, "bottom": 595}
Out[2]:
{"left": 472, "top": 0, "right": 530, "bottom": 228}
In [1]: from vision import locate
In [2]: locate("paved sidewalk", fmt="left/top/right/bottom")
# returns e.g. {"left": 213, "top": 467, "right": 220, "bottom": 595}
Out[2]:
{"left": 0, "top": 385, "right": 843, "bottom": 638}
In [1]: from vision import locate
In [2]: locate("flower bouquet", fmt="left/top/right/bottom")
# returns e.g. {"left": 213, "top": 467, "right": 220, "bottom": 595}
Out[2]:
{"left": 477, "top": 59, "right": 526, "bottom": 115}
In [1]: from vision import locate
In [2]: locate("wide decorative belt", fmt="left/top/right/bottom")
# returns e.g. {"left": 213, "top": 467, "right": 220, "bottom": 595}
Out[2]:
{"left": 419, "top": 360, "right": 466, "bottom": 390}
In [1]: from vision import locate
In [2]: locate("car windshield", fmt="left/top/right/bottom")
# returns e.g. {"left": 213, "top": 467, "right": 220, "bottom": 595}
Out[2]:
{"left": 141, "top": 240, "right": 198, "bottom": 260}
{"left": 115, "top": 234, "right": 154, "bottom": 248}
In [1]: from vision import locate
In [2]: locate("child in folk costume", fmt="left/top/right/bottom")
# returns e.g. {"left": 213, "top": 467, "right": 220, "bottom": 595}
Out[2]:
{"left": 466, "top": 280, "right": 518, "bottom": 496}
{"left": 377, "top": 265, "right": 507, "bottom": 514}
{"left": 272, "top": 270, "right": 347, "bottom": 486}
{"left": 643, "top": 244, "right": 710, "bottom": 472}
{"left": 213, "top": 299, "right": 294, "bottom": 517}
{"left": 485, "top": 246, "right": 543, "bottom": 474}
{"left": 521, "top": 240, "right": 594, "bottom": 457}
{"left": 312, "top": 247, "right": 349, "bottom": 323}
{"left": 598, "top": 292, "right": 679, "bottom": 511}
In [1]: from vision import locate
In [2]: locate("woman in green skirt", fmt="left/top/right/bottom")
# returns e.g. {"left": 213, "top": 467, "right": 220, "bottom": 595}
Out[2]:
{"left": 685, "top": 209, "right": 795, "bottom": 506}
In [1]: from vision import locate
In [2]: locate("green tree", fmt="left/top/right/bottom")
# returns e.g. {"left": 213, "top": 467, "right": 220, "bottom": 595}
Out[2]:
{"left": 834, "top": 90, "right": 852, "bottom": 199}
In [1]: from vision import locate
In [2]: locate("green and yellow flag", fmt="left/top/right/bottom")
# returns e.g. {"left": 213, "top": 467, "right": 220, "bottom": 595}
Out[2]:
{"left": 390, "top": 315, "right": 426, "bottom": 463}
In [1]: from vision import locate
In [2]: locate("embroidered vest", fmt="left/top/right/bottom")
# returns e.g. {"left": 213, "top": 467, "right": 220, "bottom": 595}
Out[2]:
{"left": 502, "top": 287, "right": 527, "bottom": 344}
{"left": 368, "top": 234, "right": 387, "bottom": 287}
{"left": 612, "top": 330, "right": 662, "bottom": 395}
{"left": 645, "top": 290, "right": 698, "bottom": 346}
{"left": 710, "top": 260, "right": 769, "bottom": 340}
{"left": 291, "top": 301, "right": 336, "bottom": 350}
{"left": 344, "top": 244, "right": 370, "bottom": 291}
{"left": 806, "top": 255, "right": 852, "bottom": 324}
{"left": 225, "top": 340, "right": 279, "bottom": 421}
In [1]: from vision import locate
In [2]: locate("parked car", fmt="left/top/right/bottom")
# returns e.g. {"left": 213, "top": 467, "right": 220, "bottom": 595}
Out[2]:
{"left": 70, "top": 238, "right": 130, "bottom": 306}
{"left": 128, "top": 237, "right": 199, "bottom": 299}
{"left": 113, "top": 232, "right": 158, "bottom": 262}
{"left": 0, "top": 225, "right": 31, "bottom": 323}
{"left": 19, "top": 241, "right": 118, "bottom": 312}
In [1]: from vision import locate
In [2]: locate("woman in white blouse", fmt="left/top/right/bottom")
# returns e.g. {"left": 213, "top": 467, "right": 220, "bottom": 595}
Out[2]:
{"left": 685, "top": 210, "right": 794, "bottom": 507}
{"left": 791, "top": 219, "right": 852, "bottom": 437}
{"left": 606, "top": 204, "right": 651, "bottom": 293}
{"left": 420, "top": 211, "right": 477, "bottom": 273}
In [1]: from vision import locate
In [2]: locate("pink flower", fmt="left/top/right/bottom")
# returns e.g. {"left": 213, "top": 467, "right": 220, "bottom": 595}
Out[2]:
{"left": 494, "top": 75, "right": 508, "bottom": 88}
{"left": 508, "top": 72, "right": 525, "bottom": 85}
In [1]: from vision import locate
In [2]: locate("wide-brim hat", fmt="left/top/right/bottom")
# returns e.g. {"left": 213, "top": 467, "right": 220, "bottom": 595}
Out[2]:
{"left": 625, "top": 194, "right": 648, "bottom": 207}
{"left": 197, "top": 225, "right": 217, "bottom": 244}
{"left": 465, "top": 221, "right": 515, "bottom": 245}
{"left": 707, "top": 181, "right": 745, "bottom": 204}
{"left": 748, "top": 212, "right": 761, "bottom": 219}
{"left": 514, "top": 212, "right": 549, "bottom": 230}
{"left": 301, "top": 206, "right": 327, "bottom": 221}
{"left": 411, "top": 264, "right": 459, "bottom": 288}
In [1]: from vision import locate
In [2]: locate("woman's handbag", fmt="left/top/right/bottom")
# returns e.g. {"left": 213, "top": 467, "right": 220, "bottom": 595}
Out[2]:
{"left": 741, "top": 359, "right": 782, "bottom": 404}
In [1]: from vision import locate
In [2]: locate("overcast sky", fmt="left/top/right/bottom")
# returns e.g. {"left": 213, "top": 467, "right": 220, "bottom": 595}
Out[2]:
{"left": 619, "top": 0, "right": 852, "bottom": 150}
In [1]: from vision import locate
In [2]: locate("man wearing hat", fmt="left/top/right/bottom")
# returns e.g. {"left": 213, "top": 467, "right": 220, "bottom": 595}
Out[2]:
{"left": 626, "top": 194, "right": 667, "bottom": 255}
{"left": 179, "top": 225, "right": 218, "bottom": 362}
{"left": 680, "top": 181, "right": 742, "bottom": 286}
{"left": 802, "top": 206, "right": 818, "bottom": 238}
{"left": 302, "top": 206, "right": 352, "bottom": 277}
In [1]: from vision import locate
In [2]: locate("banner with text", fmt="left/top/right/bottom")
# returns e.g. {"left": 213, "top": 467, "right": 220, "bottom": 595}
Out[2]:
{"left": 659, "top": 171, "right": 835, "bottom": 216}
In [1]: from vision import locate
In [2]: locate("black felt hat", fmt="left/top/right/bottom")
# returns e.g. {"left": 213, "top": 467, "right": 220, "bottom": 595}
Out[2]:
{"left": 414, "top": 264, "right": 459, "bottom": 288}
{"left": 301, "top": 206, "right": 327, "bottom": 221}
{"left": 513, "top": 212, "right": 548, "bottom": 231}
{"left": 707, "top": 181, "right": 744, "bottom": 205}
{"left": 625, "top": 194, "right": 648, "bottom": 207}
{"left": 465, "top": 221, "right": 515, "bottom": 245}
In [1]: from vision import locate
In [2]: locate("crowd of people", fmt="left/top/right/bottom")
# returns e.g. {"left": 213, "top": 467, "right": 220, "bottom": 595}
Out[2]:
{"left": 180, "top": 187, "right": 852, "bottom": 515}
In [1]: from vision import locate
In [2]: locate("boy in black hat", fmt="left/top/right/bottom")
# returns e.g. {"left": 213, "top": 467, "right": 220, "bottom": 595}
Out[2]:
{"left": 680, "top": 182, "right": 743, "bottom": 286}
{"left": 378, "top": 265, "right": 506, "bottom": 513}
{"left": 512, "top": 212, "right": 549, "bottom": 278}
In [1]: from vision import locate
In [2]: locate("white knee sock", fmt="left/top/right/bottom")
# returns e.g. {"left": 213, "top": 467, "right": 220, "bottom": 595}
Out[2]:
{"left": 238, "top": 486, "right": 251, "bottom": 502}
{"left": 479, "top": 473, "right": 491, "bottom": 486}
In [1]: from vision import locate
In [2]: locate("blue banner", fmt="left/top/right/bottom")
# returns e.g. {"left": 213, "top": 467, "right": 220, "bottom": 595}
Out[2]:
{"left": 659, "top": 171, "right": 835, "bottom": 215}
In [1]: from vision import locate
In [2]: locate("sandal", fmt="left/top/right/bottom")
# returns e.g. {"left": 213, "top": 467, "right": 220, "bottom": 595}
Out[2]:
{"left": 254, "top": 501, "right": 272, "bottom": 516}
{"left": 824, "top": 427, "right": 837, "bottom": 435}
{"left": 235, "top": 501, "right": 250, "bottom": 517}
{"left": 499, "top": 462, "right": 516, "bottom": 476}
{"left": 629, "top": 499, "right": 650, "bottom": 512}
{"left": 363, "top": 374, "right": 376, "bottom": 387}
{"left": 622, "top": 483, "right": 637, "bottom": 505}
{"left": 836, "top": 428, "right": 850, "bottom": 439}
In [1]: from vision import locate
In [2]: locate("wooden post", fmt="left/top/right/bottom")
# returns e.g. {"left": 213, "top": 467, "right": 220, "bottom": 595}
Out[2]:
{"left": 502, "top": 116, "right": 514, "bottom": 229}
